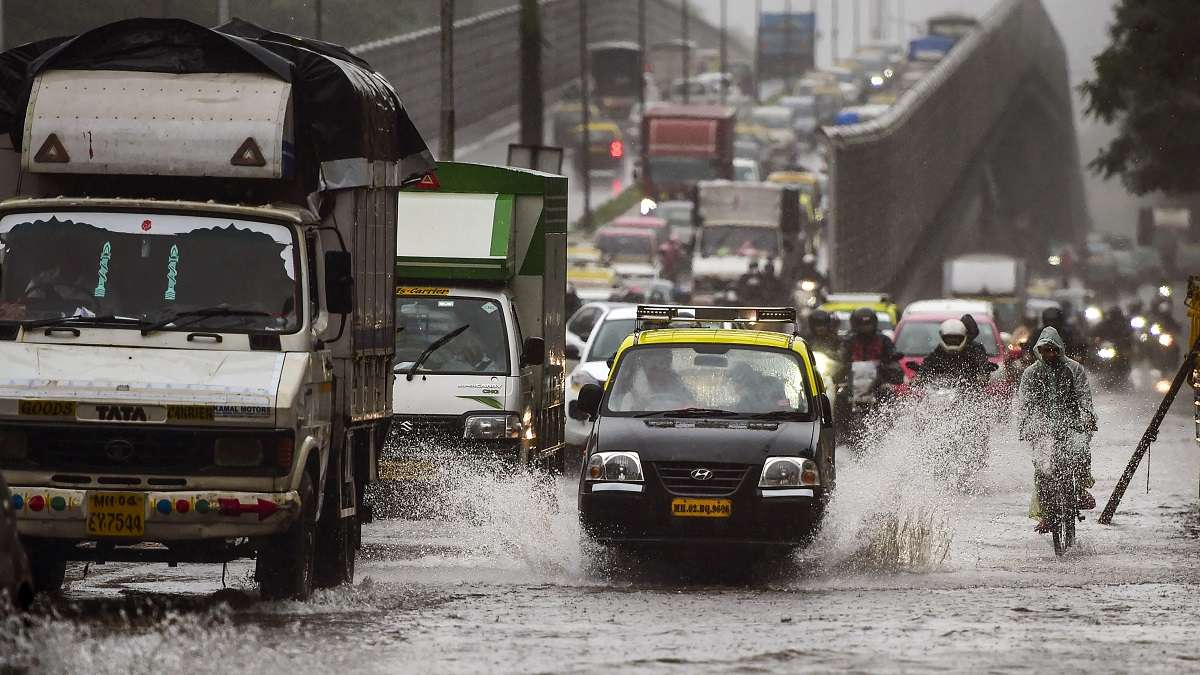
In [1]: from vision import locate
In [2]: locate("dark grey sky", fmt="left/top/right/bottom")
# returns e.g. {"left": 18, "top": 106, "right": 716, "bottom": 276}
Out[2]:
{"left": 688, "top": 0, "right": 1136, "bottom": 233}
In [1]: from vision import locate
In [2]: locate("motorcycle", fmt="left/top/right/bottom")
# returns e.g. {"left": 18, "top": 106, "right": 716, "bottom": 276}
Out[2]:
{"left": 893, "top": 377, "right": 993, "bottom": 487}
{"left": 1145, "top": 321, "right": 1180, "bottom": 373}
{"left": 834, "top": 360, "right": 903, "bottom": 445}
{"left": 1087, "top": 337, "right": 1132, "bottom": 388}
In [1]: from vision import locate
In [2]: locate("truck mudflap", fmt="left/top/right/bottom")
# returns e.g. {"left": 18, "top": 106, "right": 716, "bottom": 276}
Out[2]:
{"left": 8, "top": 487, "right": 300, "bottom": 540}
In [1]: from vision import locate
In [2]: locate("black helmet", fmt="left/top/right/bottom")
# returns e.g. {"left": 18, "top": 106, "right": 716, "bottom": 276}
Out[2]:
{"left": 850, "top": 307, "right": 878, "bottom": 335}
{"left": 809, "top": 309, "right": 833, "bottom": 335}
{"left": 1041, "top": 306, "right": 1064, "bottom": 329}
{"left": 960, "top": 313, "right": 980, "bottom": 341}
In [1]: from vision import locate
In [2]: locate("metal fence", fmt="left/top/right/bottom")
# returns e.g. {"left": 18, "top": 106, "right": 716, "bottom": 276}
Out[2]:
{"left": 352, "top": 0, "right": 748, "bottom": 143}
{"left": 823, "top": 0, "right": 1088, "bottom": 299}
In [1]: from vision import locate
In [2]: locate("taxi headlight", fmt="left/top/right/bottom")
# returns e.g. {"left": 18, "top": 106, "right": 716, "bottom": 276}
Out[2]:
{"left": 0, "top": 429, "right": 29, "bottom": 462}
{"left": 464, "top": 413, "right": 522, "bottom": 440}
{"left": 586, "top": 451, "right": 644, "bottom": 482}
{"left": 759, "top": 457, "right": 819, "bottom": 488}
{"left": 214, "top": 437, "right": 264, "bottom": 467}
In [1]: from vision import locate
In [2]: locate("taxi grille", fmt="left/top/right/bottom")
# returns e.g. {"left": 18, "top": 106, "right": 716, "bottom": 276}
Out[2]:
{"left": 654, "top": 462, "right": 749, "bottom": 497}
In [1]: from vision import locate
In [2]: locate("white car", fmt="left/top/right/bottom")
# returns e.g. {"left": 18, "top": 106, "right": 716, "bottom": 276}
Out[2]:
{"left": 564, "top": 305, "right": 639, "bottom": 447}
{"left": 566, "top": 302, "right": 632, "bottom": 365}
{"left": 733, "top": 157, "right": 761, "bottom": 182}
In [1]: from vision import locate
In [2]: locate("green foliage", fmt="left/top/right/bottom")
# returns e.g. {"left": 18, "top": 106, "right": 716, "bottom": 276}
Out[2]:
{"left": 1079, "top": 0, "right": 1200, "bottom": 195}
{"left": 576, "top": 183, "right": 645, "bottom": 232}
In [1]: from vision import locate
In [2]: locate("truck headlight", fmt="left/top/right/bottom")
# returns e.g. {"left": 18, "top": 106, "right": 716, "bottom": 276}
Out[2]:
{"left": 586, "top": 451, "right": 644, "bottom": 482}
{"left": 463, "top": 413, "right": 522, "bottom": 440}
{"left": 0, "top": 429, "right": 29, "bottom": 461}
{"left": 759, "top": 457, "right": 819, "bottom": 487}
{"left": 214, "top": 437, "right": 264, "bottom": 467}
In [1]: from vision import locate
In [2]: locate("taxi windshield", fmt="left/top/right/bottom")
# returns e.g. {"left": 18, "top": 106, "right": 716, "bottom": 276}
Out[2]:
{"left": 394, "top": 296, "right": 510, "bottom": 376}
{"left": 606, "top": 344, "right": 811, "bottom": 417}
{"left": 0, "top": 211, "right": 299, "bottom": 332}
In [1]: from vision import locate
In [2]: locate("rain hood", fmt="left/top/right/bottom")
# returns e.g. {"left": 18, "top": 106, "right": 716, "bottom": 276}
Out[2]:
{"left": 1034, "top": 326, "right": 1066, "bottom": 360}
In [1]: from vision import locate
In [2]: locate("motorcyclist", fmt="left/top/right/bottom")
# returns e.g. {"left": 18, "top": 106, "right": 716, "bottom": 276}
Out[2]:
{"left": 840, "top": 307, "right": 903, "bottom": 386}
{"left": 916, "top": 319, "right": 996, "bottom": 386}
{"left": 803, "top": 309, "right": 841, "bottom": 354}
{"left": 1093, "top": 306, "right": 1133, "bottom": 352}
{"left": 1024, "top": 307, "right": 1086, "bottom": 361}
{"left": 736, "top": 261, "right": 765, "bottom": 306}
{"left": 1018, "top": 327, "right": 1097, "bottom": 533}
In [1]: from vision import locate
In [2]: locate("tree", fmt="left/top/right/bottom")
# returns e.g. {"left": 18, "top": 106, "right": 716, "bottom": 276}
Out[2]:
{"left": 1079, "top": 0, "right": 1200, "bottom": 196}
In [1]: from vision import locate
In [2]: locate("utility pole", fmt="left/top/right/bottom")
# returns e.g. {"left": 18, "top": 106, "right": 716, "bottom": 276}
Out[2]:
{"left": 578, "top": 0, "right": 591, "bottom": 229}
{"left": 518, "top": 0, "right": 543, "bottom": 146}
{"left": 440, "top": 0, "right": 455, "bottom": 160}
{"left": 783, "top": 0, "right": 793, "bottom": 92}
{"left": 315, "top": 0, "right": 323, "bottom": 40}
{"left": 852, "top": 0, "right": 860, "bottom": 54}
{"left": 753, "top": 0, "right": 761, "bottom": 102}
{"left": 831, "top": 0, "right": 840, "bottom": 64}
{"left": 217, "top": 0, "right": 229, "bottom": 25}
{"left": 681, "top": 0, "right": 690, "bottom": 104}
{"left": 638, "top": 0, "right": 646, "bottom": 175}
{"left": 719, "top": 0, "right": 727, "bottom": 104}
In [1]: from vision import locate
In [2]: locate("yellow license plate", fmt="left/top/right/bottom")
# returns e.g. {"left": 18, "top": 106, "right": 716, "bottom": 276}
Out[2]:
{"left": 671, "top": 498, "right": 732, "bottom": 518}
{"left": 380, "top": 459, "right": 441, "bottom": 483}
{"left": 86, "top": 492, "right": 146, "bottom": 537}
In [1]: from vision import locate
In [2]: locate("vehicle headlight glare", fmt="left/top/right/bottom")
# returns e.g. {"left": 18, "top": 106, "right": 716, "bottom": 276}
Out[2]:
{"left": 1084, "top": 306, "right": 1102, "bottom": 322}
{"left": 640, "top": 198, "right": 657, "bottom": 215}
{"left": 800, "top": 279, "right": 818, "bottom": 292}
{"left": 1130, "top": 316, "right": 1146, "bottom": 330}
{"left": 464, "top": 413, "right": 522, "bottom": 440}
{"left": 1159, "top": 333, "right": 1174, "bottom": 347}
{"left": 585, "top": 451, "right": 644, "bottom": 482}
{"left": 1097, "top": 346, "right": 1117, "bottom": 360}
{"left": 759, "top": 457, "right": 819, "bottom": 488}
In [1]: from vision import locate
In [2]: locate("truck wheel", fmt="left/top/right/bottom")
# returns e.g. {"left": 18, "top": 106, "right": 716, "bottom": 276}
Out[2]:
{"left": 314, "top": 472, "right": 356, "bottom": 588}
{"left": 25, "top": 539, "right": 67, "bottom": 594}
{"left": 257, "top": 470, "right": 317, "bottom": 600}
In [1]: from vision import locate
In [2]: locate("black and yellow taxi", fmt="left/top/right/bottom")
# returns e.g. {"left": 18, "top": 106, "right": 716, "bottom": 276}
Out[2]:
{"left": 575, "top": 306, "right": 835, "bottom": 552}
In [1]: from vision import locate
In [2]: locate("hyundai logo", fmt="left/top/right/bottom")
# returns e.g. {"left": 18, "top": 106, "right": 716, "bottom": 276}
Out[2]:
{"left": 398, "top": 420, "right": 414, "bottom": 433}
{"left": 690, "top": 468, "right": 713, "bottom": 481}
{"left": 104, "top": 439, "right": 136, "bottom": 463}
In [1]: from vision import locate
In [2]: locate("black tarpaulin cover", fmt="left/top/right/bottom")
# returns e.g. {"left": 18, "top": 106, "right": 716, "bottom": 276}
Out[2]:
{"left": 0, "top": 17, "right": 432, "bottom": 182}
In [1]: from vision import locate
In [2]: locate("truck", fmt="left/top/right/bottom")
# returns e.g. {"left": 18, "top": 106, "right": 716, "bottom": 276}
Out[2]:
{"left": 943, "top": 253, "right": 1026, "bottom": 331}
{"left": 386, "top": 162, "right": 567, "bottom": 481}
{"left": 588, "top": 41, "right": 643, "bottom": 121}
{"left": 0, "top": 18, "right": 433, "bottom": 599}
{"left": 640, "top": 104, "right": 736, "bottom": 202}
{"left": 691, "top": 180, "right": 801, "bottom": 303}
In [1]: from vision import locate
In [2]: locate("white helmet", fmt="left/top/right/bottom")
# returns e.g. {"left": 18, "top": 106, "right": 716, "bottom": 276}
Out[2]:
{"left": 938, "top": 319, "right": 969, "bottom": 352}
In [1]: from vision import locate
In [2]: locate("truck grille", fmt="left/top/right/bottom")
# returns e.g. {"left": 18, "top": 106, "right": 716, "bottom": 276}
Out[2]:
{"left": 654, "top": 462, "right": 749, "bottom": 497}
{"left": 27, "top": 427, "right": 211, "bottom": 474}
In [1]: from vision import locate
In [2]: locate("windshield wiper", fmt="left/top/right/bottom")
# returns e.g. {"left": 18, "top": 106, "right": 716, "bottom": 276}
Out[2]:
{"left": 22, "top": 314, "right": 151, "bottom": 330}
{"left": 747, "top": 410, "right": 806, "bottom": 420}
{"left": 140, "top": 306, "right": 271, "bottom": 335}
{"left": 406, "top": 324, "right": 469, "bottom": 381}
{"left": 634, "top": 407, "right": 738, "bottom": 418}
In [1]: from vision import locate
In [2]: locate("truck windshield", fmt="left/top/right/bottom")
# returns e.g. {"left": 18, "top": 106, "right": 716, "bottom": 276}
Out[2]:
{"left": 595, "top": 232, "right": 656, "bottom": 260}
{"left": 646, "top": 156, "right": 719, "bottom": 184}
{"left": 0, "top": 211, "right": 299, "bottom": 332}
{"left": 606, "top": 345, "right": 810, "bottom": 417}
{"left": 394, "top": 296, "right": 510, "bottom": 376}
{"left": 699, "top": 225, "right": 780, "bottom": 257}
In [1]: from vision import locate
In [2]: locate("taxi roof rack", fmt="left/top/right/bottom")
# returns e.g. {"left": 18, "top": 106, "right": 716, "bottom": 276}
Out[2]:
{"left": 636, "top": 305, "right": 796, "bottom": 330}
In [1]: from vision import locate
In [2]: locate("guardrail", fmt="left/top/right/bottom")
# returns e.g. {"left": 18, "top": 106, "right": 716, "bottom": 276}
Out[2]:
{"left": 822, "top": 0, "right": 1088, "bottom": 298}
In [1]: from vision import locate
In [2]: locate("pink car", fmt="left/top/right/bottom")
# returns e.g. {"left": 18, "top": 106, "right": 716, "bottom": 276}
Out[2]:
{"left": 893, "top": 311, "right": 1006, "bottom": 383}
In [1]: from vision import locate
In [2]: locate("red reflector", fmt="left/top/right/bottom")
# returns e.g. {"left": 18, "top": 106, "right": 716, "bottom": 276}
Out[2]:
{"left": 175, "top": 499, "right": 190, "bottom": 514}
{"left": 413, "top": 172, "right": 441, "bottom": 190}
{"left": 609, "top": 140, "right": 624, "bottom": 159}
{"left": 29, "top": 495, "right": 45, "bottom": 512}
{"left": 217, "top": 497, "right": 280, "bottom": 520}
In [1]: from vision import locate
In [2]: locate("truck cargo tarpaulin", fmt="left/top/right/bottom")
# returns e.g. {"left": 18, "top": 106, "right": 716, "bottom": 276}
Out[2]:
{"left": 0, "top": 17, "right": 432, "bottom": 187}
{"left": 698, "top": 181, "right": 784, "bottom": 226}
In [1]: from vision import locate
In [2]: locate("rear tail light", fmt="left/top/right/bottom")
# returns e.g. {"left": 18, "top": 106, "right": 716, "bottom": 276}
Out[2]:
{"left": 275, "top": 435, "right": 295, "bottom": 470}
{"left": 609, "top": 140, "right": 624, "bottom": 159}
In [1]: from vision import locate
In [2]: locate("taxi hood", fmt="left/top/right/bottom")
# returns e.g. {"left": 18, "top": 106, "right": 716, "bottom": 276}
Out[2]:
{"left": 0, "top": 343, "right": 285, "bottom": 417}
{"left": 593, "top": 415, "right": 817, "bottom": 464}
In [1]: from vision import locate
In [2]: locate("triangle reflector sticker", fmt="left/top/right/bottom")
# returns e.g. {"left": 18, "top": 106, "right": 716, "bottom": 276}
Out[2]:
{"left": 230, "top": 137, "right": 266, "bottom": 167}
{"left": 414, "top": 173, "right": 440, "bottom": 190}
{"left": 34, "top": 133, "right": 69, "bottom": 163}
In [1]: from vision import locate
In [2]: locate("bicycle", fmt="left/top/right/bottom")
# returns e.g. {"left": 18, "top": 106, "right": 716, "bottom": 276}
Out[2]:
{"left": 1035, "top": 450, "right": 1087, "bottom": 556}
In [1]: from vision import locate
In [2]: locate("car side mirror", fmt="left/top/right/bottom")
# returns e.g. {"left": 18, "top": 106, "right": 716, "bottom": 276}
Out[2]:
{"left": 324, "top": 251, "right": 354, "bottom": 315}
{"left": 567, "top": 400, "right": 587, "bottom": 420}
{"left": 578, "top": 383, "right": 604, "bottom": 419}
{"left": 522, "top": 336, "right": 545, "bottom": 367}
{"left": 565, "top": 343, "right": 581, "bottom": 361}
{"left": 818, "top": 393, "right": 833, "bottom": 428}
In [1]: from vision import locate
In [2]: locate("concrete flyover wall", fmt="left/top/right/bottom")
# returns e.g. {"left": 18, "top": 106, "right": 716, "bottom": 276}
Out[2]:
{"left": 823, "top": 0, "right": 1088, "bottom": 299}
{"left": 352, "top": 0, "right": 748, "bottom": 143}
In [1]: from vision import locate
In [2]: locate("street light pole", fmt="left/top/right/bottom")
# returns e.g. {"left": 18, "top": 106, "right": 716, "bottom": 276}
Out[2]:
{"left": 439, "top": 0, "right": 455, "bottom": 160}
{"left": 783, "top": 0, "right": 793, "bottom": 92}
{"left": 753, "top": 0, "right": 761, "bottom": 102}
{"left": 518, "top": 0, "right": 544, "bottom": 146}
{"left": 681, "top": 0, "right": 690, "bottom": 104}
{"left": 578, "top": 0, "right": 591, "bottom": 230}
{"left": 719, "top": 0, "right": 727, "bottom": 104}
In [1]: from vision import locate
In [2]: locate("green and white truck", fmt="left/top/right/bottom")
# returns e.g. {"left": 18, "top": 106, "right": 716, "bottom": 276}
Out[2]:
{"left": 386, "top": 162, "right": 568, "bottom": 479}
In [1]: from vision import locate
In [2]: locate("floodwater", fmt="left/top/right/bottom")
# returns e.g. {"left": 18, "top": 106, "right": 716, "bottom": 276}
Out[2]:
{"left": 3, "top": 387, "right": 1198, "bottom": 674}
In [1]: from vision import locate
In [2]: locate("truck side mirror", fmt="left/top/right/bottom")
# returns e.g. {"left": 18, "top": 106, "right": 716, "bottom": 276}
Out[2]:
{"left": 324, "top": 251, "right": 354, "bottom": 315}
{"left": 819, "top": 393, "right": 833, "bottom": 428}
{"left": 522, "top": 336, "right": 546, "bottom": 367}
{"left": 578, "top": 383, "right": 604, "bottom": 419}
{"left": 565, "top": 343, "right": 581, "bottom": 361}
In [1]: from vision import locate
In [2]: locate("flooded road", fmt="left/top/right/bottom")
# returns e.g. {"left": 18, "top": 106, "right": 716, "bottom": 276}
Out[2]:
{"left": 4, "top": 389, "right": 1198, "bottom": 673}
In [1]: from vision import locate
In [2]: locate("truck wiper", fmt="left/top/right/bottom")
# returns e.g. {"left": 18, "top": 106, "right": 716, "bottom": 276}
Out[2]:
{"left": 140, "top": 306, "right": 271, "bottom": 335}
{"left": 406, "top": 324, "right": 469, "bottom": 381}
{"left": 747, "top": 410, "right": 805, "bottom": 420}
{"left": 635, "top": 407, "right": 737, "bottom": 418}
{"left": 21, "top": 314, "right": 151, "bottom": 329}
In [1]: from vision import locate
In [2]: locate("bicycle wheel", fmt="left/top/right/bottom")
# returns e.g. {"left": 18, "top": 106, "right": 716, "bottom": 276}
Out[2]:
{"left": 1065, "top": 510, "right": 1076, "bottom": 549}
{"left": 1052, "top": 520, "right": 1065, "bottom": 556}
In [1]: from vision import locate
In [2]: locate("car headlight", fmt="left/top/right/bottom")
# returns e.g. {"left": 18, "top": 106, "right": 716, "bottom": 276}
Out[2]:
{"left": 758, "top": 457, "right": 819, "bottom": 488}
{"left": 0, "top": 429, "right": 29, "bottom": 461}
{"left": 1084, "top": 306, "right": 1103, "bottom": 323}
{"left": 1097, "top": 345, "right": 1117, "bottom": 360}
{"left": 464, "top": 413, "right": 522, "bottom": 440}
{"left": 586, "top": 451, "right": 644, "bottom": 482}
{"left": 812, "top": 352, "right": 837, "bottom": 386}
{"left": 800, "top": 279, "right": 818, "bottom": 293}
{"left": 1149, "top": 323, "right": 1162, "bottom": 337}
{"left": 1130, "top": 316, "right": 1146, "bottom": 330}
{"left": 1159, "top": 333, "right": 1174, "bottom": 347}
{"left": 214, "top": 437, "right": 264, "bottom": 467}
